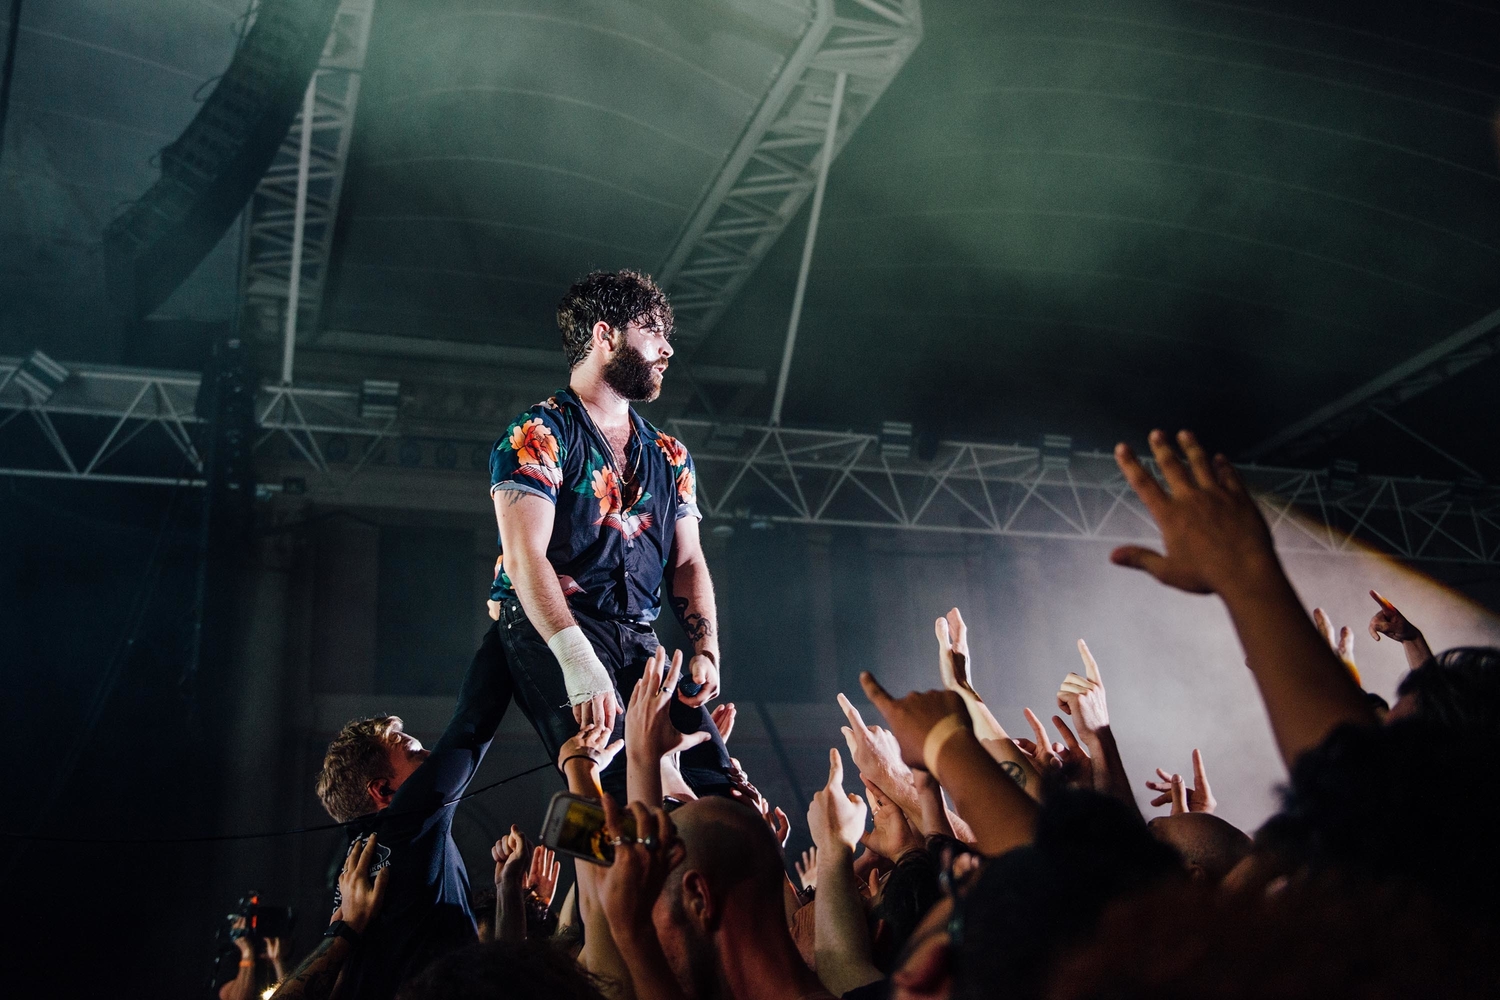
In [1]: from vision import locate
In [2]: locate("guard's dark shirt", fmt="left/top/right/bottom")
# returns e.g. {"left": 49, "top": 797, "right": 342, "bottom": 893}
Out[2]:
{"left": 489, "top": 388, "right": 701, "bottom": 622}
{"left": 335, "top": 626, "right": 511, "bottom": 1000}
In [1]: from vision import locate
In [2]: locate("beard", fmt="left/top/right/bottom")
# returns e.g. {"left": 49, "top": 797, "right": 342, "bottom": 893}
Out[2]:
{"left": 602, "top": 339, "right": 664, "bottom": 402}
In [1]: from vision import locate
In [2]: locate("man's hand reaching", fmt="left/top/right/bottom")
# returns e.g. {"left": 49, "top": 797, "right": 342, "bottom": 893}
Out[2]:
{"left": 1109, "top": 430, "right": 1277, "bottom": 596}
{"left": 628, "top": 647, "right": 713, "bottom": 761}
{"left": 573, "top": 690, "right": 622, "bottom": 734}
{"left": 678, "top": 653, "right": 721, "bottom": 708}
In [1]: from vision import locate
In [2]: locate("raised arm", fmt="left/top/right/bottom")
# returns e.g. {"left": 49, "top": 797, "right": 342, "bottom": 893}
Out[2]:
{"left": 1109, "top": 431, "right": 1377, "bottom": 766}
{"left": 496, "top": 488, "right": 619, "bottom": 731}
{"left": 625, "top": 647, "right": 711, "bottom": 805}
{"left": 271, "top": 837, "right": 389, "bottom": 1000}
{"left": 1368, "top": 590, "right": 1435, "bottom": 672}
{"left": 860, "top": 674, "right": 1038, "bottom": 855}
{"left": 935, "top": 609, "right": 1043, "bottom": 799}
{"left": 1056, "top": 639, "right": 1139, "bottom": 815}
{"left": 666, "top": 515, "right": 721, "bottom": 708}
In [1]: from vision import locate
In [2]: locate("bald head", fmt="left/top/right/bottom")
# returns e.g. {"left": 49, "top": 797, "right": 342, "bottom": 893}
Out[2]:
{"left": 670, "top": 795, "right": 787, "bottom": 910}
{"left": 1149, "top": 813, "right": 1253, "bottom": 883}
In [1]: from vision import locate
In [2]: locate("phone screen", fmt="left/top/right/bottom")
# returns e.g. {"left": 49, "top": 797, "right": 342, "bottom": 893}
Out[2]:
{"left": 542, "top": 792, "right": 632, "bottom": 865}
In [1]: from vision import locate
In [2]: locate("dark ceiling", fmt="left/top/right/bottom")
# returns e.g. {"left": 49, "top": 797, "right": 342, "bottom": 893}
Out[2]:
{"left": 692, "top": 0, "right": 1500, "bottom": 477}
{"left": 1, "top": 0, "right": 1497, "bottom": 480}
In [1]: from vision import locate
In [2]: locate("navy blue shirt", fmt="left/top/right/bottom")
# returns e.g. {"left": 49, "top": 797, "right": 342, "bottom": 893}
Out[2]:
{"left": 489, "top": 389, "right": 701, "bottom": 622}
{"left": 337, "top": 628, "right": 511, "bottom": 1000}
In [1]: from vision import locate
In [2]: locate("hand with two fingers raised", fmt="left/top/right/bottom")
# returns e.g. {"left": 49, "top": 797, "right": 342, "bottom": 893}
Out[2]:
{"left": 1145, "top": 748, "right": 1216, "bottom": 814}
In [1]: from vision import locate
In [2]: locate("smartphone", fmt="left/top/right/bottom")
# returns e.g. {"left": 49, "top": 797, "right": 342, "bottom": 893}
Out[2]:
{"left": 540, "top": 791, "right": 634, "bottom": 865}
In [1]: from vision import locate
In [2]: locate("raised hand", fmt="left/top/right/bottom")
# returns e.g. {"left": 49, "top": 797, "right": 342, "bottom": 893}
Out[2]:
{"left": 1019, "top": 707, "right": 1061, "bottom": 772}
{"left": 936, "top": 609, "right": 1012, "bottom": 742}
{"left": 492, "top": 824, "right": 531, "bottom": 888}
{"left": 1056, "top": 639, "right": 1109, "bottom": 735}
{"left": 1144, "top": 748, "right": 1216, "bottom": 814}
{"left": 558, "top": 723, "right": 625, "bottom": 775}
{"left": 1368, "top": 590, "right": 1421, "bottom": 643}
{"left": 859, "top": 778, "right": 924, "bottom": 863}
{"left": 338, "top": 834, "right": 391, "bottom": 934}
{"left": 807, "top": 748, "right": 868, "bottom": 854}
{"left": 856, "top": 673, "right": 969, "bottom": 772}
{"left": 710, "top": 702, "right": 736, "bottom": 743}
{"left": 936, "top": 608, "right": 978, "bottom": 699}
{"left": 628, "top": 647, "right": 712, "bottom": 761}
{"left": 795, "top": 846, "right": 818, "bottom": 891}
{"left": 524, "top": 844, "right": 561, "bottom": 908}
{"left": 1110, "top": 429, "right": 1376, "bottom": 767}
{"left": 1109, "top": 430, "right": 1276, "bottom": 596}
{"left": 599, "top": 795, "right": 684, "bottom": 935}
{"left": 837, "top": 692, "right": 919, "bottom": 815}
{"left": 1312, "top": 607, "right": 1358, "bottom": 679}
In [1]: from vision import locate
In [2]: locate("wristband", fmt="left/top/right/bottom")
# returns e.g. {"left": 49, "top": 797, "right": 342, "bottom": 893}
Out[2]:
{"left": 239, "top": 960, "right": 255, "bottom": 968}
{"left": 547, "top": 626, "right": 615, "bottom": 707}
{"left": 324, "top": 919, "right": 361, "bottom": 945}
{"left": 922, "top": 713, "right": 969, "bottom": 776}
{"left": 560, "top": 752, "right": 599, "bottom": 772}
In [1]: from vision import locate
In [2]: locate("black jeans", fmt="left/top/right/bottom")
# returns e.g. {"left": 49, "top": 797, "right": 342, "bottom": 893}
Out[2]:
{"left": 496, "top": 599, "right": 733, "bottom": 798}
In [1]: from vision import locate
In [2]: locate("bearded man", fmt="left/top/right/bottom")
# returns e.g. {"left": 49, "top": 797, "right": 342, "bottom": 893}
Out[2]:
{"left": 488, "top": 269, "right": 732, "bottom": 797}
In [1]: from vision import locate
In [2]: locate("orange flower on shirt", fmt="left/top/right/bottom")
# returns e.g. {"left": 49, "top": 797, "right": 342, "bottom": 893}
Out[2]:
{"left": 508, "top": 418, "right": 562, "bottom": 488}
{"left": 676, "top": 466, "right": 696, "bottom": 505}
{"left": 656, "top": 433, "right": 688, "bottom": 468}
{"left": 591, "top": 466, "right": 623, "bottom": 518}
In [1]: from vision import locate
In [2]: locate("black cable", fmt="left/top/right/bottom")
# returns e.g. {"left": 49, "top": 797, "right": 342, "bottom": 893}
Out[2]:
{"left": 0, "top": 759, "right": 556, "bottom": 845}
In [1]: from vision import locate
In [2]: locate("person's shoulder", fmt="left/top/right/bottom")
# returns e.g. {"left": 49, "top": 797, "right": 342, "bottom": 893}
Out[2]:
{"left": 639, "top": 415, "right": 691, "bottom": 467}
{"left": 495, "top": 393, "right": 574, "bottom": 446}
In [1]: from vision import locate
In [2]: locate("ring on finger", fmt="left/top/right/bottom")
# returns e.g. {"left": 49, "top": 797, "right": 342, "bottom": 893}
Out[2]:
{"left": 641, "top": 834, "right": 658, "bottom": 849}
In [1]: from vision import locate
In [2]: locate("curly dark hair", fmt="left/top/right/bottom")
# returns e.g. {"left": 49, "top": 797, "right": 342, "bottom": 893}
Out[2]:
{"left": 557, "top": 270, "right": 673, "bottom": 368}
{"left": 1394, "top": 645, "right": 1500, "bottom": 734}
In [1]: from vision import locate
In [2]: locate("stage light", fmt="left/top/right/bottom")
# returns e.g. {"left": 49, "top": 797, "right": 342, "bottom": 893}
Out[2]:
{"left": 359, "top": 378, "right": 400, "bottom": 420}
{"left": 710, "top": 523, "right": 735, "bottom": 538}
{"left": 1041, "top": 434, "right": 1072, "bottom": 471}
{"left": 1330, "top": 458, "right": 1360, "bottom": 495}
{"left": 706, "top": 423, "right": 746, "bottom": 454}
{"left": 15, "top": 349, "right": 69, "bottom": 403}
{"left": 262, "top": 986, "right": 277, "bottom": 1000}
{"left": 880, "top": 421, "right": 913, "bottom": 460}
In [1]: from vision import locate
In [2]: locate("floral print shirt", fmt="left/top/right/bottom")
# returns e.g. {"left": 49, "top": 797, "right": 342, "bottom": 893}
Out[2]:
{"left": 489, "top": 388, "right": 701, "bottom": 622}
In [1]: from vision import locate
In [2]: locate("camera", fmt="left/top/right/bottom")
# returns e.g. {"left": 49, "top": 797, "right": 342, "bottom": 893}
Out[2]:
{"left": 209, "top": 892, "right": 296, "bottom": 993}
{"left": 229, "top": 891, "right": 296, "bottom": 941}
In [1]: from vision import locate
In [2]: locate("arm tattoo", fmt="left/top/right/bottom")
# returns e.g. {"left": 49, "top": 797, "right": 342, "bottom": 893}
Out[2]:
{"left": 273, "top": 938, "right": 346, "bottom": 1000}
{"left": 670, "top": 595, "right": 712, "bottom": 643}
{"left": 503, "top": 489, "right": 526, "bottom": 507}
{"left": 1000, "top": 760, "right": 1026, "bottom": 789}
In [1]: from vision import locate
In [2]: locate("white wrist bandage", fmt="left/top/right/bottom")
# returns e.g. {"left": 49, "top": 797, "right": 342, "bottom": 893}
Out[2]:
{"left": 547, "top": 625, "right": 614, "bottom": 706}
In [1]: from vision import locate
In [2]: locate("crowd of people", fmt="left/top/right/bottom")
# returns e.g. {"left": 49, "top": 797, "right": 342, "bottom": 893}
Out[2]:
{"left": 242, "top": 428, "right": 1499, "bottom": 1000}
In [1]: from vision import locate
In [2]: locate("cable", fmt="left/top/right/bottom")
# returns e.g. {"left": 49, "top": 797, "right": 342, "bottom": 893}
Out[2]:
{"left": 0, "top": 759, "right": 556, "bottom": 845}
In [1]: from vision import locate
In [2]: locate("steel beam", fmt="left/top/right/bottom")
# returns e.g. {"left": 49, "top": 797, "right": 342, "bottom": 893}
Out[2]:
{"left": 5, "top": 358, "right": 1495, "bottom": 564}
{"left": 1248, "top": 304, "right": 1500, "bottom": 461}
{"left": 241, "top": 0, "right": 375, "bottom": 353}
{"left": 657, "top": 0, "right": 921, "bottom": 343}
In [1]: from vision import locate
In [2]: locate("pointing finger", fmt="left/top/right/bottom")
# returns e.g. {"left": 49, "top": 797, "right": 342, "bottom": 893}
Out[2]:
{"left": 1078, "top": 638, "right": 1102, "bottom": 684}
{"left": 827, "top": 747, "right": 845, "bottom": 792}
{"left": 859, "top": 672, "right": 894, "bottom": 714}
{"left": 837, "top": 692, "right": 871, "bottom": 742}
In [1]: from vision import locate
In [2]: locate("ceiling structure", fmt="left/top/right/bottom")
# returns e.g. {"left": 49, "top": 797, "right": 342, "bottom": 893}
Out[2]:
{"left": 1, "top": 0, "right": 1498, "bottom": 503}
